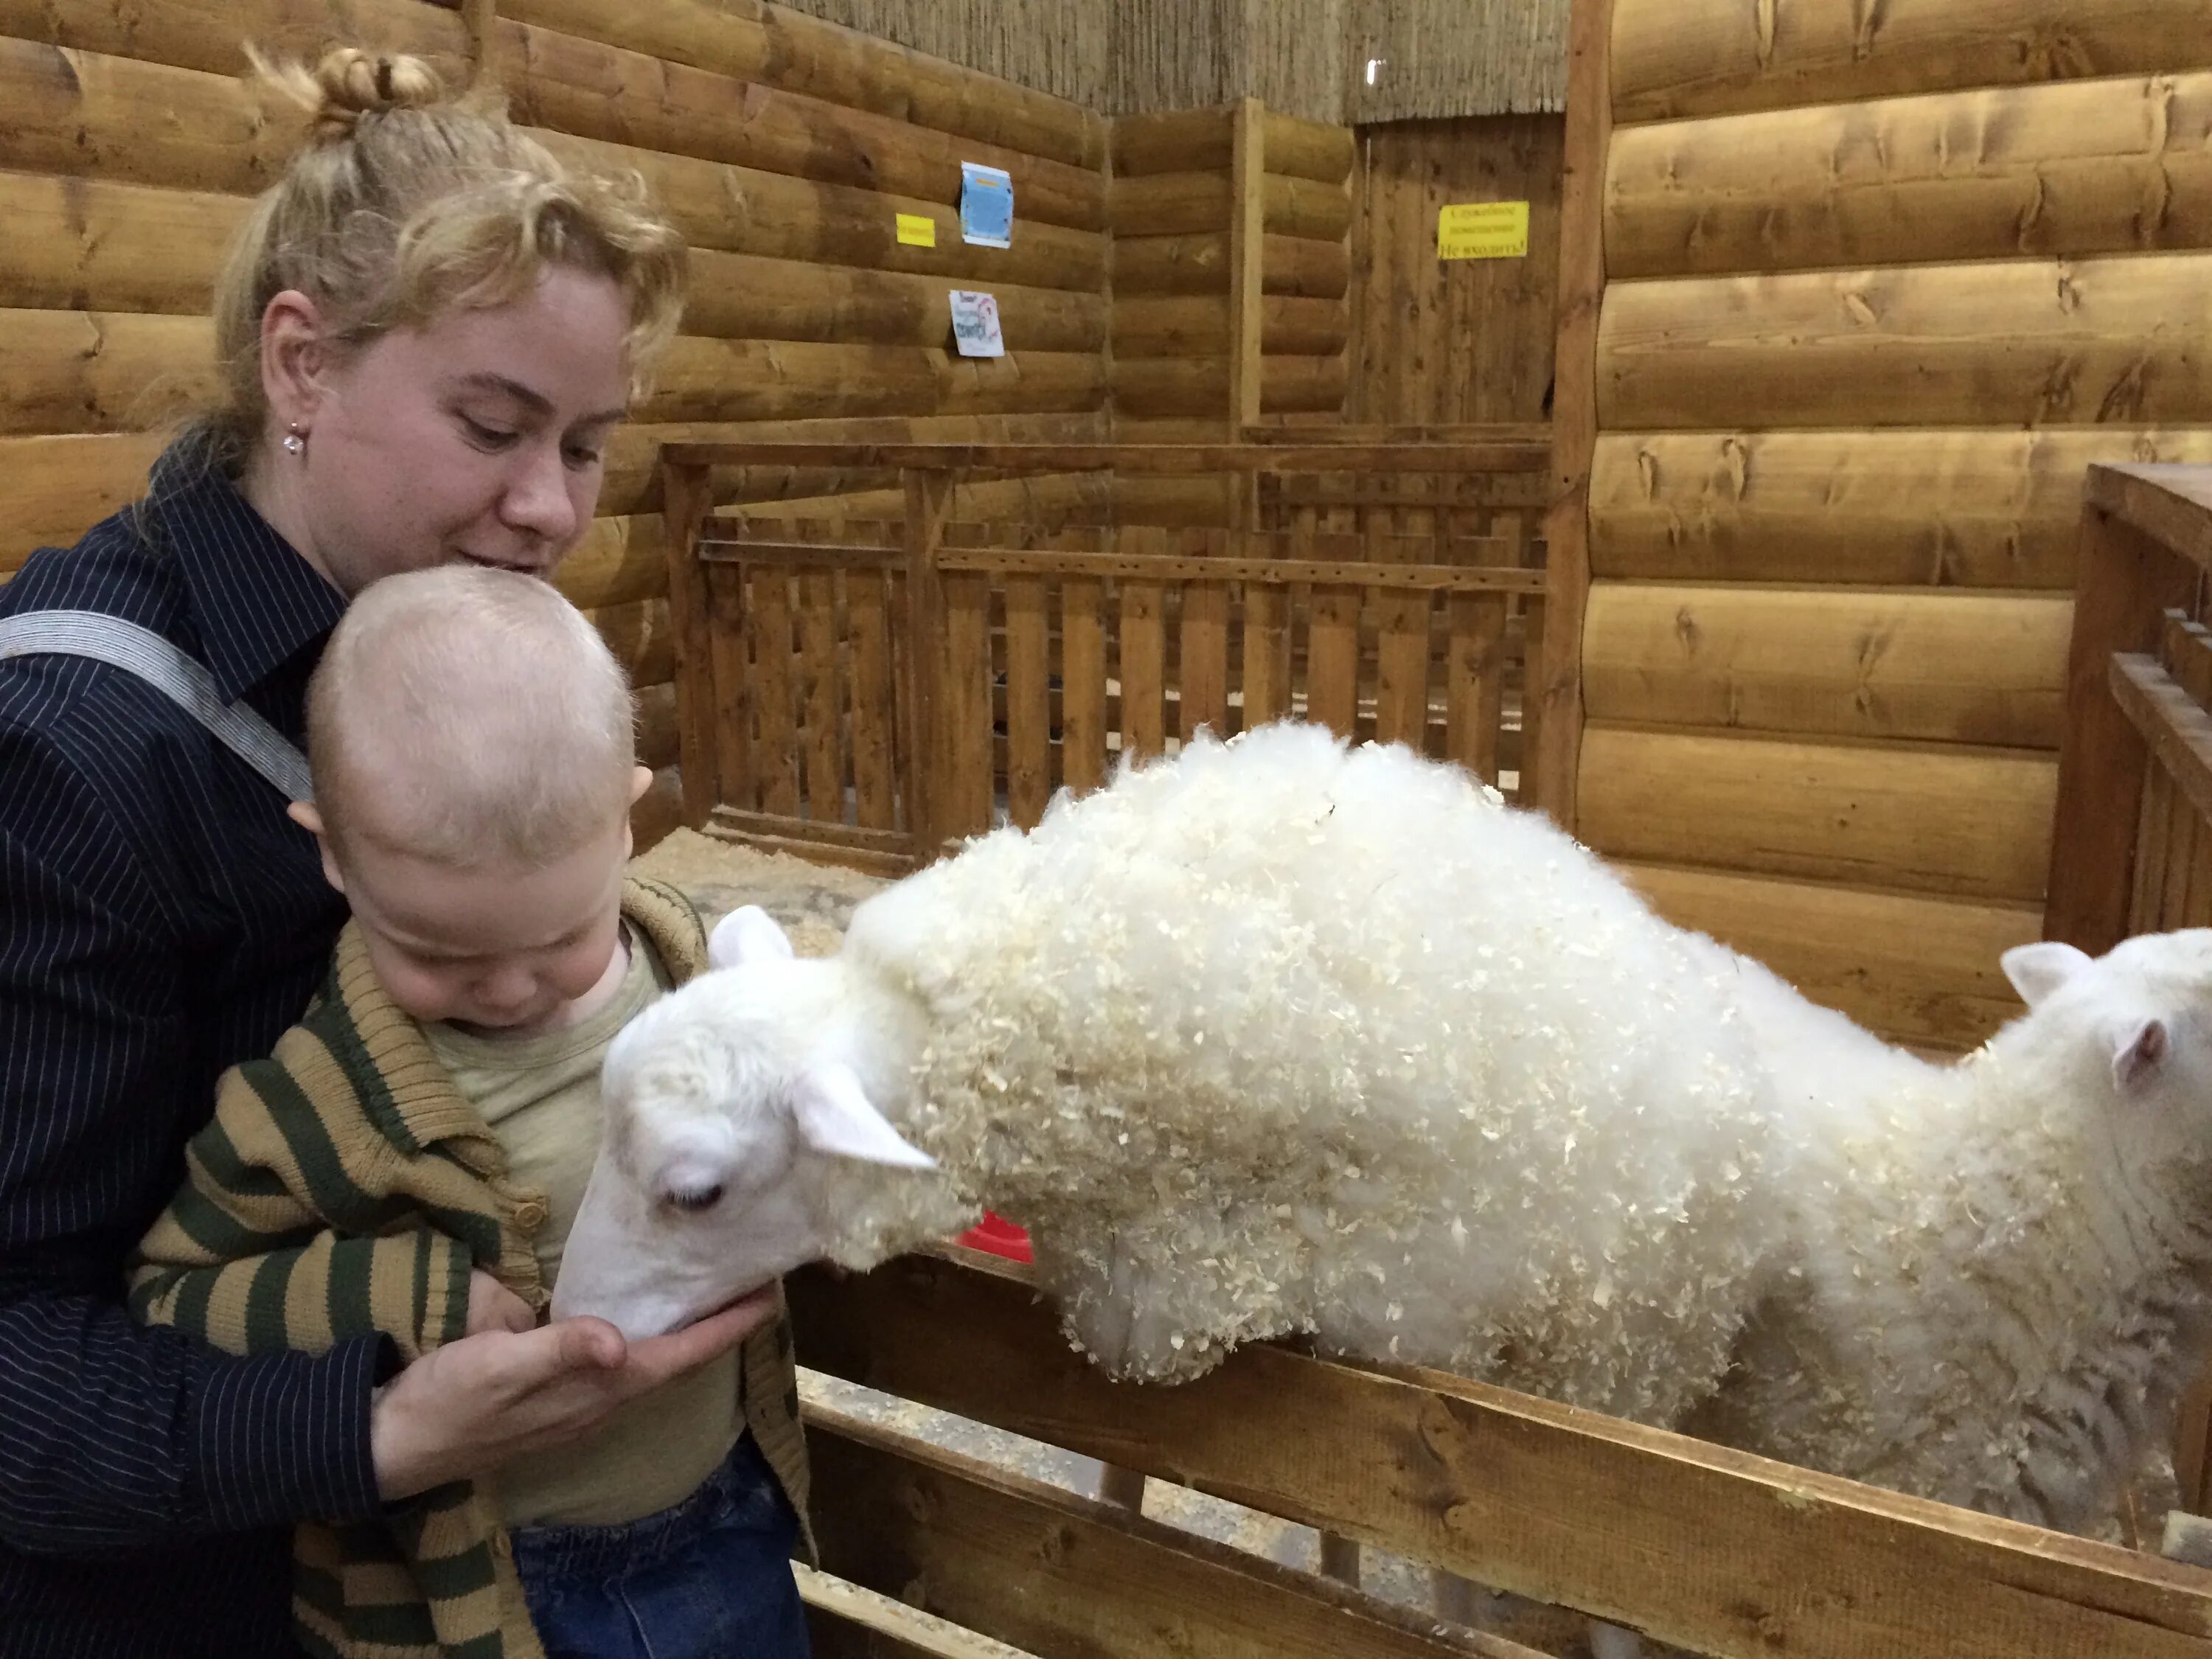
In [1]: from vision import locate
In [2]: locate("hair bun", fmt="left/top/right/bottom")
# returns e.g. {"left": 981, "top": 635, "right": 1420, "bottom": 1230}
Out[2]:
{"left": 252, "top": 46, "right": 448, "bottom": 141}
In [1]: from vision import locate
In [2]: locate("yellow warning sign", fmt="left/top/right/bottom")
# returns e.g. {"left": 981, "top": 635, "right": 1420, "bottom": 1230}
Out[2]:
{"left": 895, "top": 212, "right": 937, "bottom": 248}
{"left": 1437, "top": 201, "right": 1528, "bottom": 260}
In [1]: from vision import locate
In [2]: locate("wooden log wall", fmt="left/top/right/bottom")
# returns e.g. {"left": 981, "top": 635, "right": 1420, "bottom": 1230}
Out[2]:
{"left": 1562, "top": 0, "right": 2212, "bottom": 1050}
{"left": 1346, "top": 115, "right": 1565, "bottom": 426}
{"left": 1107, "top": 102, "right": 1356, "bottom": 470}
{"left": 0, "top": 0, "right": 1112, "bottom": 847}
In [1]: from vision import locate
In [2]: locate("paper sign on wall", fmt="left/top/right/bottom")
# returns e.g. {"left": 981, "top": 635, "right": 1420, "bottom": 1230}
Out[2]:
{"left": 1438, "top": 201, "right": 1528, "bottom": 260}
{"left": 949, "top": 290, "right": 1005, "bottom": 358}
{"left": 960, "top": 161, "right": 1014, "bottom": 248}
{"left": 896, "top": 212, "right": 936, "bottom": 247}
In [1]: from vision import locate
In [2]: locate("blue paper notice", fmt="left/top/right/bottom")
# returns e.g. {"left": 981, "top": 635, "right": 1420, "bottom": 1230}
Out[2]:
{"left": 960, "top": 161, "right": 1014, "bottom": 248}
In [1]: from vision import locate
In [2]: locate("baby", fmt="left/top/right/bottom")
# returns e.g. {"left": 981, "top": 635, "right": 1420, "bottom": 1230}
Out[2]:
{"left": 130, "top": 566, "right": 810, "bottom": 1659}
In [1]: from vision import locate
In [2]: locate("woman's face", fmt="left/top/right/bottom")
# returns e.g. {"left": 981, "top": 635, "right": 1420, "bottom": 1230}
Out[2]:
{"left": 276, "top": 266, "right": 633, "bottom": 596}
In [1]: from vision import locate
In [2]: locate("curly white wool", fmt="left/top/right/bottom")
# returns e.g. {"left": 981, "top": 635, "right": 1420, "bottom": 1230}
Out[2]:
{"left": 829, "top": 722, "right": 1781, "bottom": 1416}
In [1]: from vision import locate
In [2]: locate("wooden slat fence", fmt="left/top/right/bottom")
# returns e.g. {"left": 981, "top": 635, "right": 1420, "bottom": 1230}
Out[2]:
{"left": 661, "top": 440, "right": 1554, "bottom": 869}
{"left": 2047, "top": 464, "right": 2212, "bottom": 959}
{"left": 785, "top": 1248, "right": 2212, "bottom": 1659}
{"left": 939, "top": 530, "right": 1545, "bottom": 828}
{"left": 2046, "top": 462, "right": 2212, "bottom": 1520}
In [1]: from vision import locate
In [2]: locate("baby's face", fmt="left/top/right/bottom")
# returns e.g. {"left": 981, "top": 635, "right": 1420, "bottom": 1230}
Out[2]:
{"left": 338, "top": 823, "right": 630, "bottom": 1032}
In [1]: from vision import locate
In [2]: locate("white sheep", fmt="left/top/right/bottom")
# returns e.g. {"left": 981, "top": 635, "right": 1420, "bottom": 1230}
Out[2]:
{"left": 1688, "top": 926, "right": 2212, "bottom": 1534}
{"left": 554, "top": 720, "right": 2212, "bottom": 1546}
{"left": 557, "top": 720, "right": 1784, "bottom": 1427}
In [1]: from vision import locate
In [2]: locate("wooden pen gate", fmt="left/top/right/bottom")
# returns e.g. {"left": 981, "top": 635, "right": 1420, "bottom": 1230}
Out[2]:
{"left": 2046, "top": 462, "right": 2212, "bottom": 1529}
{"left": 657, "top": 439, "right": 1553, "bottom": 870}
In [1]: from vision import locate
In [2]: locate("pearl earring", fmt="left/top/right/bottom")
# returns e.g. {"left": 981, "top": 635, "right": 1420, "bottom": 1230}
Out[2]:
{"left": 282, "top": 423, "right": 306, "bottom": 456}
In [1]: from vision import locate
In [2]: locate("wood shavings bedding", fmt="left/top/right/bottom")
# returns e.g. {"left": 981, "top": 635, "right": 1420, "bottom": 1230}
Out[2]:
{"left": 629, "top": 828, "right": 887, "bottom": 957}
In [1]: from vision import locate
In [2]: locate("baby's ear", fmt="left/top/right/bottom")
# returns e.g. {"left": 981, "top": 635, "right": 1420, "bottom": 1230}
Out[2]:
{"left": 709, "top": 905, "right": 794, "bottom": 970}
{"left": 285, "top": 801, "right": 344, "bottom": 894}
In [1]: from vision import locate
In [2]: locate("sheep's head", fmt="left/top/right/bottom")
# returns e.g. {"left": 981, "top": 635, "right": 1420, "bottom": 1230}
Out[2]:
{"left": 550, "top": 906, "right": 935, "bottom": 1338}
{"left": 2002, "top": 928, "right": 2212, "bottom": 1155}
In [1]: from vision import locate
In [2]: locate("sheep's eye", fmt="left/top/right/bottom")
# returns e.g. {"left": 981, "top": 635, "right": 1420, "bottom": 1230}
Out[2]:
{"left": 665, "top": 1183, "right": 725, "bottom": 1214}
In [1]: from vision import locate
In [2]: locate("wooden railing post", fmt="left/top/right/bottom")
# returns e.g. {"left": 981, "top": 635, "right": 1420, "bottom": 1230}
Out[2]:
{"left": 1226, "top": 97, "right": 1267, "bottom": 439}
{"left": 900, "top": 466, "right": 955, "bottom": 856}
{"left": 462, "top": 0, "right": 499, "bottom": 84}
{"left": 1531, "top": 0, "right": 1613, "bottom": 830}
{"left": 659, "top": 455, "right": 719, "bottom": 830}
{"left": 2045, "top": 469, "right": 2205, "bottom": 956}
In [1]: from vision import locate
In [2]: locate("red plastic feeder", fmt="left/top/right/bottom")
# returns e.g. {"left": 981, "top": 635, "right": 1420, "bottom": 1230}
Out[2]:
{"left": 957, "top": 1211, "right": 1032, "bottom": 1263}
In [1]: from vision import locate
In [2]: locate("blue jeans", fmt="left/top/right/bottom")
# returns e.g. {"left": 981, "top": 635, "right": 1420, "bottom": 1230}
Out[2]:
{"left": 511, "top": 1435, "right": 809, "bottom": 1659}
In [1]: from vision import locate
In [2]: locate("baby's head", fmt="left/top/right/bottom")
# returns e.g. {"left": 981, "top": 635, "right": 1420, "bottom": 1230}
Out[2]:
{"left": 293, "top": 565, "right": 648, "bottom": 1030}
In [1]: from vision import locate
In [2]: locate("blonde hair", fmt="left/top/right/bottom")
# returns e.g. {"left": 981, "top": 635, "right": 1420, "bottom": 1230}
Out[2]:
{"left": 201, "top": 46, "right": 686, "bottom": 469}
{"left": 307, "top": 566, "right": 639, "bottom": 869}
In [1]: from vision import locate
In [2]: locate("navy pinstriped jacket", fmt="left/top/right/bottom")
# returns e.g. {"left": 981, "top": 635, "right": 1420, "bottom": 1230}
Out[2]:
{"left": 0, "top": 445, "right": 385, "bottom": 1658}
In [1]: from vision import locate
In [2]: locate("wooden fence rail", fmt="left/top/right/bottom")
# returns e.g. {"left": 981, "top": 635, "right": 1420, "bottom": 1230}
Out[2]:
{"left": 787, "top": 1249, "right": 2212, "bottom": 1659}
{"left": 2046, "top": 464, "right": 2212, "bottom": 958}
{"left": 659, "top": 440, "right": 1553, "bottom": 869}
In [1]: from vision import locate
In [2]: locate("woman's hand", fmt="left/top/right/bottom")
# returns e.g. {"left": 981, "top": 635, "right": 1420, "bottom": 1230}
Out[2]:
{"left": 465, "top": 1268, "right": 536, "bottom": 1337}
{"left": 368, "top": 1287, "right": 777, "bottom": 1500}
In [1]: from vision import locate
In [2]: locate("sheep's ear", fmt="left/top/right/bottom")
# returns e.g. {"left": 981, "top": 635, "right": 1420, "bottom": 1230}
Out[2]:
{"left": 2001, "top": 941, "right": 2093, "bottom": 1008}
{"left": 791, "top": 1062, "right": 935, "bottom": 1169}
{"left": 2112, "top": 1017, "right": 2171, "bottom": 1091}
{"left": 709, "top": 905, "right": 794, "bottom": 970}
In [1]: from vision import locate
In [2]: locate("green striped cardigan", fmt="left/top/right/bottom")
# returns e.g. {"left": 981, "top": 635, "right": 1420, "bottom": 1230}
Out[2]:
{"left": 129, "top": 875, "right": 811, "bottom": 1659}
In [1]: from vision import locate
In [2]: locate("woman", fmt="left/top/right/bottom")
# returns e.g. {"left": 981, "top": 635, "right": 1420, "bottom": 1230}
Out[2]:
{"left": 0, "top": 49, "right": 774, "bottom": 1658}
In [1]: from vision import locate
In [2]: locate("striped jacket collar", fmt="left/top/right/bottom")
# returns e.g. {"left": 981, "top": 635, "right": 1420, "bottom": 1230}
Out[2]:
{"left": 327, "top": 875, "right": 711, "bottom": 1162}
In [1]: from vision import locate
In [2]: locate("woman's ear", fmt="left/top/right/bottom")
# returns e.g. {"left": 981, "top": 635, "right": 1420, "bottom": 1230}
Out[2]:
{"left": 260, "top": 289, "right": 332, "bottom": 437}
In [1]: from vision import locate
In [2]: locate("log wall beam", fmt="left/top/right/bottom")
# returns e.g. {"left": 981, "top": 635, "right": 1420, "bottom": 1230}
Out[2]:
{"left": 1113, "top": 233, "right": 1350, "bottom": 300}
{"left": 1599, "top": 253, "right": 2212, "bottom": 431}
{"left": 1611, "top": 0, "right": 2212, "bottom": 125}
{"left": 498, "top": 18, "right": 1107, "bottom": 232}
{"left": 1607, "top": 72, "right": 2212, "bottom": 280}
{"left": 0, "top": 312, "right": 1109, "bottom": 437}
{"left": 1590, "top": 428, "right": 2212, "bottom": 588}
{"left": 0, "top": 170, "right": 243, "bottom": 316}
{"left": 1578, "top": 726, "right": 2058, "bottom": 904}
{"left": 1581, "top": 584, "right": 2073, "bottom": 748}
{"left": 496, "top": 0, "right": 1105, "bottom": 168}
{"left": 1113, "top": 108, "right": 1354, "bottom": 185}
{"left": 535, "top": 129, "right": 1107, "bottom": 292}
{"left": 1108, "top": 170, "right": 1352, "bottom": 242}
{"left": 1110, "top": 294, "right": 1348, "bottom": 358}
{"left": 1622, "top": 862, "right": 2037, "bottom": 1048}
{"left": 0, "top": 0, "right": 470, "bottom": 83}
{"left": 1109, "top": 356, "right": 1348, "bottom": 419}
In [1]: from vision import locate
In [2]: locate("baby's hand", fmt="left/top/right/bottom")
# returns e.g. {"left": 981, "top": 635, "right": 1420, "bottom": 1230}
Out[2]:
{"left": 467, "top": 1269, "right": 537, "bottom": 1337}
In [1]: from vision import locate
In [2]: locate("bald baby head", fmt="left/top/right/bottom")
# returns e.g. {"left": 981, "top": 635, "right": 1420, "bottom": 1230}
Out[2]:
{"left": 305, "top": 565, "right": 639, "bottom": 871}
